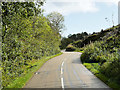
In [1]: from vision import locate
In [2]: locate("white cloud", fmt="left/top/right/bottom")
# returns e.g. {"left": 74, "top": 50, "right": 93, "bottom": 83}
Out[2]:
{"left": 42, "top": 0, "right": 119, "bottom": 15}
{"left": 94, "top": 0, "right": 119, "bottom": 5}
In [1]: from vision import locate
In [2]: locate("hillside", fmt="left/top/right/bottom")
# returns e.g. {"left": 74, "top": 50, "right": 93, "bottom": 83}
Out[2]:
{"left": 72, "top": 25, "right": 120, "bottom": 48}
{"left": 80, "top": 24, "right": 120, "bottom": 89}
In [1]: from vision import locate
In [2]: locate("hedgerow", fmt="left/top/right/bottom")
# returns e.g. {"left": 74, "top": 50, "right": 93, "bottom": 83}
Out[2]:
{"left": 2, "top": 2, "right": 61, "bottom": 87}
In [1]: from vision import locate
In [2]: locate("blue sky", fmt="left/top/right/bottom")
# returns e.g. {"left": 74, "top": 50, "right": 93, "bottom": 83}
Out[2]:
{"left": 42, "top": 0, "right": 119, "bottom": 37}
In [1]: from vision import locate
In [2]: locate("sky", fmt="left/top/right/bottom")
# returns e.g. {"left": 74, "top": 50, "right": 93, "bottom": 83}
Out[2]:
{"left": 41, "top": 0, "right": 119, "bottom": 37}
{"left": 119, "top": 1, "right": 120, "bottom": 24}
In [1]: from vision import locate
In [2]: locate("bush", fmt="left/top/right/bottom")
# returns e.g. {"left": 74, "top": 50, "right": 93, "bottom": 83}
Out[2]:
{"left": 66, "top": 44, "right": 76, "bottom": 51}
{"left": 81, "top": 52, "right": 90, "bottom": 63}
{"left": 81, "top": 42, "right": 101, "bottom": 63}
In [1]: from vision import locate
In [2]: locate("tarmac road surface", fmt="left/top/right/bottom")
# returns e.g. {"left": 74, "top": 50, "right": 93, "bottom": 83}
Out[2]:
{"left": 24, "top": 52, "right": 110, "bottom": 89}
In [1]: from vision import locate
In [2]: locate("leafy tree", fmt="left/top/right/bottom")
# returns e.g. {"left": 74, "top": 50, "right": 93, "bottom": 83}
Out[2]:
{"left": 60, "top": 37, "right": 73, "bottom": 49}
{"left": 60, "top": 32, "right": 88, "bottom": 49}
{"left": 68, "top": 32, "right": 88, "bottom": 41}
{"left": 2, "top": 1, "right": 61, "bottom": 87}
{"left": 47, "top": 12, "right": 65, "bottom": 34}
{"left": 2, "top": 2, "right": 44, "bottom": 41}
{"left": 68, "top": 34, "right": 77, "bottom": 41}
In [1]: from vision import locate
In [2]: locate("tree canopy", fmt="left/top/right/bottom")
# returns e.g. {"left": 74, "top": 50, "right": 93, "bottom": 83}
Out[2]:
{"left": 47, "top": 12, "right": 65, "bottom": 34}
{"left": 60, "top": 32, "right": 88, "bottom": 49}
{"left": 2, "top": 2, "right": 61, "bottom": 87}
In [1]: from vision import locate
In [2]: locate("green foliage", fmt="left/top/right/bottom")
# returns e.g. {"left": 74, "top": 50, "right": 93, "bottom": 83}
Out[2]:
{"left": 74, "top": 48, "right": 84, "bottom": 53}
{"left": 5, "top": 53, "right": 62, "bottom": 88}
{"left": 83, "top": 63, "right": 92, "bottom": 70}
{"left": 60, "top": 37, "right": 73, "bottom": 49}
{"left": 47, "top": 12, "right": 65, "bottom": 34}
{"left": 72, "top": 26, "right": 116, "bottom": 48}
{"left": 2, "top": 2, "right": 61, "bottom": 88}
{"left": 81, "top": 42, "right": 101, "bottom": 63}
{"left": 83, "top": 63, "right": 100, "bottom": 74}
{"left": 96, "top": 73, "right": 120, "bottom": 89}
{"left": 81, "top": 24, "right": 120, "bottom": 89}
{"left": 66, "top": 44, "right": 76, "bottom": 51}
{"left": 96, "top": 73, "right": 109, "bottom": 84}
{"left": 73, "top": 40, "right": 82, "bottom": 47}
{"left": 68, "top": 32, "right": 88, "bottom": 41}
{"left": 84, "top": 62, "right": 120, "bottom": 89}
{"left": 60, "top": 32, "right": 88, "bottom": 49}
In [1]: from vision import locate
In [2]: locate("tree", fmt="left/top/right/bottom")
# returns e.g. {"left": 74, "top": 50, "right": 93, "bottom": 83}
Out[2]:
{"left": 2, "top": 2, "right": 45, "bottom": 40}
{"left": 60, "top": 37, "right": 73, "bottom": 49}
{"left": 68, "top": 34, "right": 77, "bottom": 41}
{"left": 47, "top": 12, "right": 65, "bottom": 34}
{"left": 2, "top": 1, "right": 62, "bottom": 87}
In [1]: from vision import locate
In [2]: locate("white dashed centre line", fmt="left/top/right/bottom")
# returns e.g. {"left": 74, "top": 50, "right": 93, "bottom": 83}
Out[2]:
{"left": 61, "top": 61, "right": 64, "bottom": 89}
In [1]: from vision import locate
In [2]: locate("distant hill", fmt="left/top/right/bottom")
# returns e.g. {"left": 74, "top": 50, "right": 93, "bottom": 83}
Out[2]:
{"left": 72, "top": 25, "right": 120, "bottom": 48}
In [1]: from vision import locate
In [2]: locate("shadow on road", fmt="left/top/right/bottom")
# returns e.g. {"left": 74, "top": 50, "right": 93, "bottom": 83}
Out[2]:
{"left": 72, "top": 58, "right": 81, "bottom": 64}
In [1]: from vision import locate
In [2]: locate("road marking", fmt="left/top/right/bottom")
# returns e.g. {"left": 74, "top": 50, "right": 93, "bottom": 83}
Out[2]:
{"left": 61, "top": 61, "right": 65, "bottom": 90}
{"left": 61, "top": 78, "right": 64, "bottom": 89}
{"left": 61, "top": 61, "right": 64, "bottom": 74}
{"left": 61, "top": 61, "right": 64, "bottom": 67}
{"left": 61, "top": 67, "right": 63, "bottom": 74}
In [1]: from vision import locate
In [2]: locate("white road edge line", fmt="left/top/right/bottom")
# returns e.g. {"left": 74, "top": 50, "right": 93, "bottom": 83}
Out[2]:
{"left": 61, "top": 61, "right": 65, "bottom": 90}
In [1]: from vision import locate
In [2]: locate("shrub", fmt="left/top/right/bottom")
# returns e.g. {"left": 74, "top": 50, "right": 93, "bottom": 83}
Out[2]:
{"left": 81, "top": 24, "right": 120, "bottom": 89}
{"left": 66, "top": 44, "right": 76, "bottom": 51}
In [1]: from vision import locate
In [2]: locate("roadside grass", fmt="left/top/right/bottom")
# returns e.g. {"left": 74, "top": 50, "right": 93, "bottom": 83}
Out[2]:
{"left": 83, "top": 63, "right": 100, "bottom": 74}
{"left": 96, "top": 73, "right": 120, "bottom": 89}
{"left": 74, "top": 48, "right": 84, "bottom": 53}
{"left": 83, "top": 63, "right": 120, "bottom": 89}
{"left": 5, "top": 52, "right": 63, "bottom": 88}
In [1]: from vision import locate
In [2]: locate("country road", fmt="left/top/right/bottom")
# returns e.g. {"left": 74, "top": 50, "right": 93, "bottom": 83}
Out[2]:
{"left": 24, "top": 52, "right": 110, "bottom": 89}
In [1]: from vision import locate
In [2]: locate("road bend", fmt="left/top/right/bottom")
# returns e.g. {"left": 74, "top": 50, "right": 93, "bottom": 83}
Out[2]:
{"left": 24, "top": 52, "right": 110, "bottom": 89}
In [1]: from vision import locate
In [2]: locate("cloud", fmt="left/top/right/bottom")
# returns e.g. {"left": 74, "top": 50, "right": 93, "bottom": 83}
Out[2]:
{"left": 42, "top": 0, "right": 119, "bottom": 15}
{"left": 94, "top": 0, "right": 119, "bottom": 5}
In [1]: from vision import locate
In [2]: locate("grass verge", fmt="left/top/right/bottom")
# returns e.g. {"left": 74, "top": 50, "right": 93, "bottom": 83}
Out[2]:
{"left": 5, "top": 52, "right": 63, "bottom": 88}
{"left": 74, "top": 48, "right": 84, "bottom": 53}
{"left": 83, "top": 63, "right": 120, "bottom": 89}
{"left": 96, "top": 73, "right": 120, "bottom": 89}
